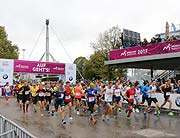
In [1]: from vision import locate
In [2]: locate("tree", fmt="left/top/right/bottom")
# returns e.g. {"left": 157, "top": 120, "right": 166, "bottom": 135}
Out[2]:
{"left": 89, "top": 26, "right": 127, "bottom": 80}
{"left": 0, "top": 26, "right": 19, "bottom": 59}
{"left": 73, "top": 56, "right": 88, "bottom": 80}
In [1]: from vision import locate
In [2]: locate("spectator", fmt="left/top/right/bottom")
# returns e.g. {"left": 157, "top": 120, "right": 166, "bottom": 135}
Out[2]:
{"left": 165, "top": 36, "right": 170, "bottom": 41}
{"left": 150, "top": 37, "right": 156, "bottom": 44}
{"left": 142, "top": 38, "right": 148, "bottom": 46}
{"left": 156, "top": 35, "right": 162, "bottom": 43}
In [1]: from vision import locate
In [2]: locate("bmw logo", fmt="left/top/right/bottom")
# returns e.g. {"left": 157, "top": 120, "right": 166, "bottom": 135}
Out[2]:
{"left": 69, "top": 76, "right": 73, "bottom": 81}
{"left": 175, "top": 97, "right": 180, "bottom": 107}
{"left": 3, "top": 74, "right": 8, "bottom": 80}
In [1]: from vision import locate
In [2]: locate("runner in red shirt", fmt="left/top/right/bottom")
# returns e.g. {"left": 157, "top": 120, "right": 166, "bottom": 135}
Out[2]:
{"left": 74, "top": 82, "right": 82, "bottom": 115}
{"left": 64, "top": 81, "right": 73, "bottom": 120}
{"left": 124, "top": 84, "right": 135, "bottom": 119}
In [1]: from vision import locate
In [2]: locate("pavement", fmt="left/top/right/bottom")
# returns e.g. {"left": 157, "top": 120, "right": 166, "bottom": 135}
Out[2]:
{"left": 0, "top": 97, "right": 180, "bottom": 138}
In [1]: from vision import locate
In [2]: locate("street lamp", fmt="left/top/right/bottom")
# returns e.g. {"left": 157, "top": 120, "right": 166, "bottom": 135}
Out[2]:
{"left": 22, "top": 49, "right": 26, "bottom": 60}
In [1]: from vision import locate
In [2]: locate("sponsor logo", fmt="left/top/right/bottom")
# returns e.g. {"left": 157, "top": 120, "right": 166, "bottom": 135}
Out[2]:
{"left": 175, "top": 96, "right": 180, "bottom": 107}
{"left": 120, "top": 50, "right": 127, "bottom": 56}
{"left": 163, "top": 44, "right": 171, "bottom": 51}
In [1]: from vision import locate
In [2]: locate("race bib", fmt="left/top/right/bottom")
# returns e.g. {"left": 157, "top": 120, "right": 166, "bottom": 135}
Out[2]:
{"left": 75, "top": 92, "right": 81, "bottom": 96}
{"left": 115, "top": 91, "right": 120, "bottom": 97}
{"left": 46, "top": 93, "right": 51, "bottom": 96}
{"left": 39, "top": 92, "right": 44, "bottom": 97}
{"left": 130, "top": 95, "right": 134, "bottom": 99}
{"left": 25, "top": 91, "right": 30, "bottom": 95}
{"left": 65, "top": 95, "right": 71, "bottom": 99}
{"left": 89, "top": 97, "right": 95, "bottom": 102}
{"left": 60, "top": 94, "right": 64, "bottom": 98}
{"left": 166, "top": 92, "right": 171, "bottom": 96}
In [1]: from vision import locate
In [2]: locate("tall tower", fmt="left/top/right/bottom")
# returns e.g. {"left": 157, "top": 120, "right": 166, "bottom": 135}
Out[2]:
{"left": 39, "top": 19, "right": 56, "bottom": 62}
{"left": 45, "top": 19, "right": 50, "bottom": 62}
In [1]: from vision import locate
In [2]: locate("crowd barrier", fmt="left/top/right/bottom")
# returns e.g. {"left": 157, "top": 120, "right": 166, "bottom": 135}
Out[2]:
{"left": 0, "top": 115, "right": 36, "bottom": 138}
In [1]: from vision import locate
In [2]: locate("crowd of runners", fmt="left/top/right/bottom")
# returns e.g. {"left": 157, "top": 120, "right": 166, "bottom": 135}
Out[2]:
{"left": 1, "top": 78, "right": 179, "bottom": 126}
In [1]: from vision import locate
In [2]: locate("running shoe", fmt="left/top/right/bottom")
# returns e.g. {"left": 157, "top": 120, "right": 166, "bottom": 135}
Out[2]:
{"left": 106, "top": 115, "right": 110, "bottom": 121}
{"left": 77, "top": 111, "right": 80, "bottom": 115}
{"left": 34, "top": 108, "right": 37, "bottom": 113}
{"left": 93, "top": 110, "right": 98, "bottom": 116}
{"left": 62, "top": 120, "right": 66, "bottom": 125}
{"left": 144, "top": 111, "right": 147, "bottom": 116}
{"left": 26, "top": 109, "right": 29, "bottom": 113}
{"left": 158, "top": 109, "right": 161, "bottom": 115}
{"left": 126, "top": 116, "right": 131, "bottom": 120}
{"left": 41, "top": 114, "right": 43, "bottom": 117}
{"left": 114, "top": 115, "right": 117, "bottom": 119}
{"left": 69, "top": 116, "right": 73, "bottom": 120}
{"left": 154, "top": 112, "right": 157, "bottom": 116}
{"left": 51, "top": 111, "right": 54, "bottom": 116}
{"left": 168, "top": 112, "right": 174, "bottom": 116}
{"left": 135, "top": 109, "right": 140, "bottom": 113}
{"left": 102, "top": 115, "right": 106, "bottom": 121}
{"left": 132, "top": 108, "right": 135, "bottom": 112}
{"left": 118, "top": 108, "right": 122, "bottom": 112}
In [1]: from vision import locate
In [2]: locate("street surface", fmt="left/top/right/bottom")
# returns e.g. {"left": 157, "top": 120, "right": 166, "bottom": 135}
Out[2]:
{"left": 0, "top": 97, "right": 180, "bottom": 138}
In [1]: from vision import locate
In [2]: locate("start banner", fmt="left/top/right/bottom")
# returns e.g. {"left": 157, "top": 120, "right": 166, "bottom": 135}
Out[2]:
{"left": 14, "top": 60, "right": 65, "bottom": 75}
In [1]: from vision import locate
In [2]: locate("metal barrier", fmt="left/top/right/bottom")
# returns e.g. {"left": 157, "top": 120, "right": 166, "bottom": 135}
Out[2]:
{"left": 0, "top": 115, "right": 36, "bottom": 138}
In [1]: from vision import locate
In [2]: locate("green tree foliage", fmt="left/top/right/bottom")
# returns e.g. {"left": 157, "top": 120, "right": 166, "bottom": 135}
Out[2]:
{"left": 74, "top": 26, "right": 127, "bottom": 80}
{"left": 0, "top": 26, "right": 19, "bottom": 59}
{"left": 73, "top": 56, "right": 88, "bottom": 80}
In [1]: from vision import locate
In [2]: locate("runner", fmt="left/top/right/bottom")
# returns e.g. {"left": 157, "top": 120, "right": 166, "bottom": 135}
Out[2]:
{"left": 141, "top": 80, "right": 151, "bottom": 116}
{"left": 74, "top": 82, "right": 83, "bottom": 115}
{"left": 102, "top": 81, "right": 113, "bottom": 121}
{"left": 124, "top": 84, "right": 135, "bottom": 119}
{"left": 85, "top": 82, "right": 97, "bottom": 124}
{"left": 52, "top": 81, "right": 66, "bottom": 125}
{"left": 160, "top": 79, "right": 174, "bottom": 116}
{"left": 134, "top": 81, "right": 141, "bottom": 113}
{"left": 113, "top": 82, "right": 122, "bottom": 118}
{"left": 37, "top": 84, "right": 46, "bottom": 117}
{"left": 30, "top": 84, "right": 38, "bottom": 112}
{"left": 45, "top": 83, "right": 53, "bottom": 114}
{"left": 64, "top": 81, "right": 73, "bottom": 120}
{"left": 4, "top": 82, "right": 12, "bottom": 104}
{"left": 148, "top": 80, "right": 160, "bottom": 116}
{"left": 19, "top": 81, "right": 31, "bottom": 114}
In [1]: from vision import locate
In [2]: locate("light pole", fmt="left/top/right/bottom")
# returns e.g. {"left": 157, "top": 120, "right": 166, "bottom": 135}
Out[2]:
{"left": 22, "top": 49, "right": 26, "bottom": 60}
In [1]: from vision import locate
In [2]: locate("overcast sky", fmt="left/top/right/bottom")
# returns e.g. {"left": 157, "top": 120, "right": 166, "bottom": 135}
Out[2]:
{"left": 1, "top": 0, "right": 179, "bottom": 63}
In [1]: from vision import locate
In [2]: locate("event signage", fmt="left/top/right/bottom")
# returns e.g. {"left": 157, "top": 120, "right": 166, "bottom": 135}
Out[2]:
{"left": 0, "top": 59, "right": 14, "bottom": 85}
{"left": 14, "top": 60, "right": 65, "bottom": 74}
{"left": 65, "top": 63, "right": 76, "bottom": 84}
{"left": 110, "top": 40, "right": 180, "bottom": 60}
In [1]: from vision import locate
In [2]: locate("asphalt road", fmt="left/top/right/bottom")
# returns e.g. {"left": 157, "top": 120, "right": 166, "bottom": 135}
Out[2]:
{"left": 0, "top": 97, "right": 180, "bottom": 138}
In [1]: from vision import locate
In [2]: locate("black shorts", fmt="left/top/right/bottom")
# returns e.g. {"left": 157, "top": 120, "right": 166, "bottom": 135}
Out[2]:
{"left": 38, "top": 96, "right": 45, "bottom": 102}
{"left": 148, "top": 98, "right": 158, "bottom": 106}
{"left": 22, "top": 95, "right": 30, "bottom": 103}
{"left": 142, "top": 96, "right": 149, "bottom": 104}
{"left": 164, "top": 95, "right": 170, "bottom": 101}
{"left": 54, "top": 99, "right": 65, "bottom": 109}
{"left": 18, "top": 94, "right": 23, "bottom": 100}
{"left": 128, "top": 102, "right": 134, "bottom": 106}
{"left": 64, "top": 101, "right": 72, "bottom": 106}
{"left": 114, "top": 97, "right": 121, "bottom": 103}
{"left": 32, "top": 96, "right": 37, "bottom": 104}
{"left": 88, "top": 102, "right": 95, "bottom": 114}
{"left": 45, "top": 96, "right": 52, "bottom": 103}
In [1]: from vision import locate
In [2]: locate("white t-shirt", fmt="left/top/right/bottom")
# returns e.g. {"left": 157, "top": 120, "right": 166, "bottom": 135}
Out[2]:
{"left": 150, "top": 85, "right": 157, "bottom": 98}
{"left": 105, "top": 87, "right": 113, "bottom": 102}
{"left": 4, "top": 86, "right": 11, "bottom": 93}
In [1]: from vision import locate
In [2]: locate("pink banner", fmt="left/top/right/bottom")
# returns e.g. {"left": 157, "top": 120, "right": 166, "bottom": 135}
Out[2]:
{"left": 14, "top": 60, "right": 65, "bottom": 74}
{"left": 110, "top": 40, "right": 180, "bottom": 60}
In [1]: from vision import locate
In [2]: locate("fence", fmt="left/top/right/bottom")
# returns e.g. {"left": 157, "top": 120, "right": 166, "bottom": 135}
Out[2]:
{"left": 0, "top": 115, "right": 36, "bottom": 138}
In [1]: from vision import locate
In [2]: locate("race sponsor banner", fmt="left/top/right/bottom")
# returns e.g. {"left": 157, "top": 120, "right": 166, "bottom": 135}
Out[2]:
{"left": 65, "top": 63, "right": 76, "bottom": 84}
{"left": 0, "top": 59, "right": 14, "bottom": 85}
{"left": 110, "top": 40, "right": 180, "bottom": 60}
{"left": 14, "top": 60, "right": 65, "bottom": 75}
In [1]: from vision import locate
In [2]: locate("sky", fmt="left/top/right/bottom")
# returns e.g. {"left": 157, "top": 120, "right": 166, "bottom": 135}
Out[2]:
{"left": 0, "top": 0, "right": 180, "bottom": 63}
